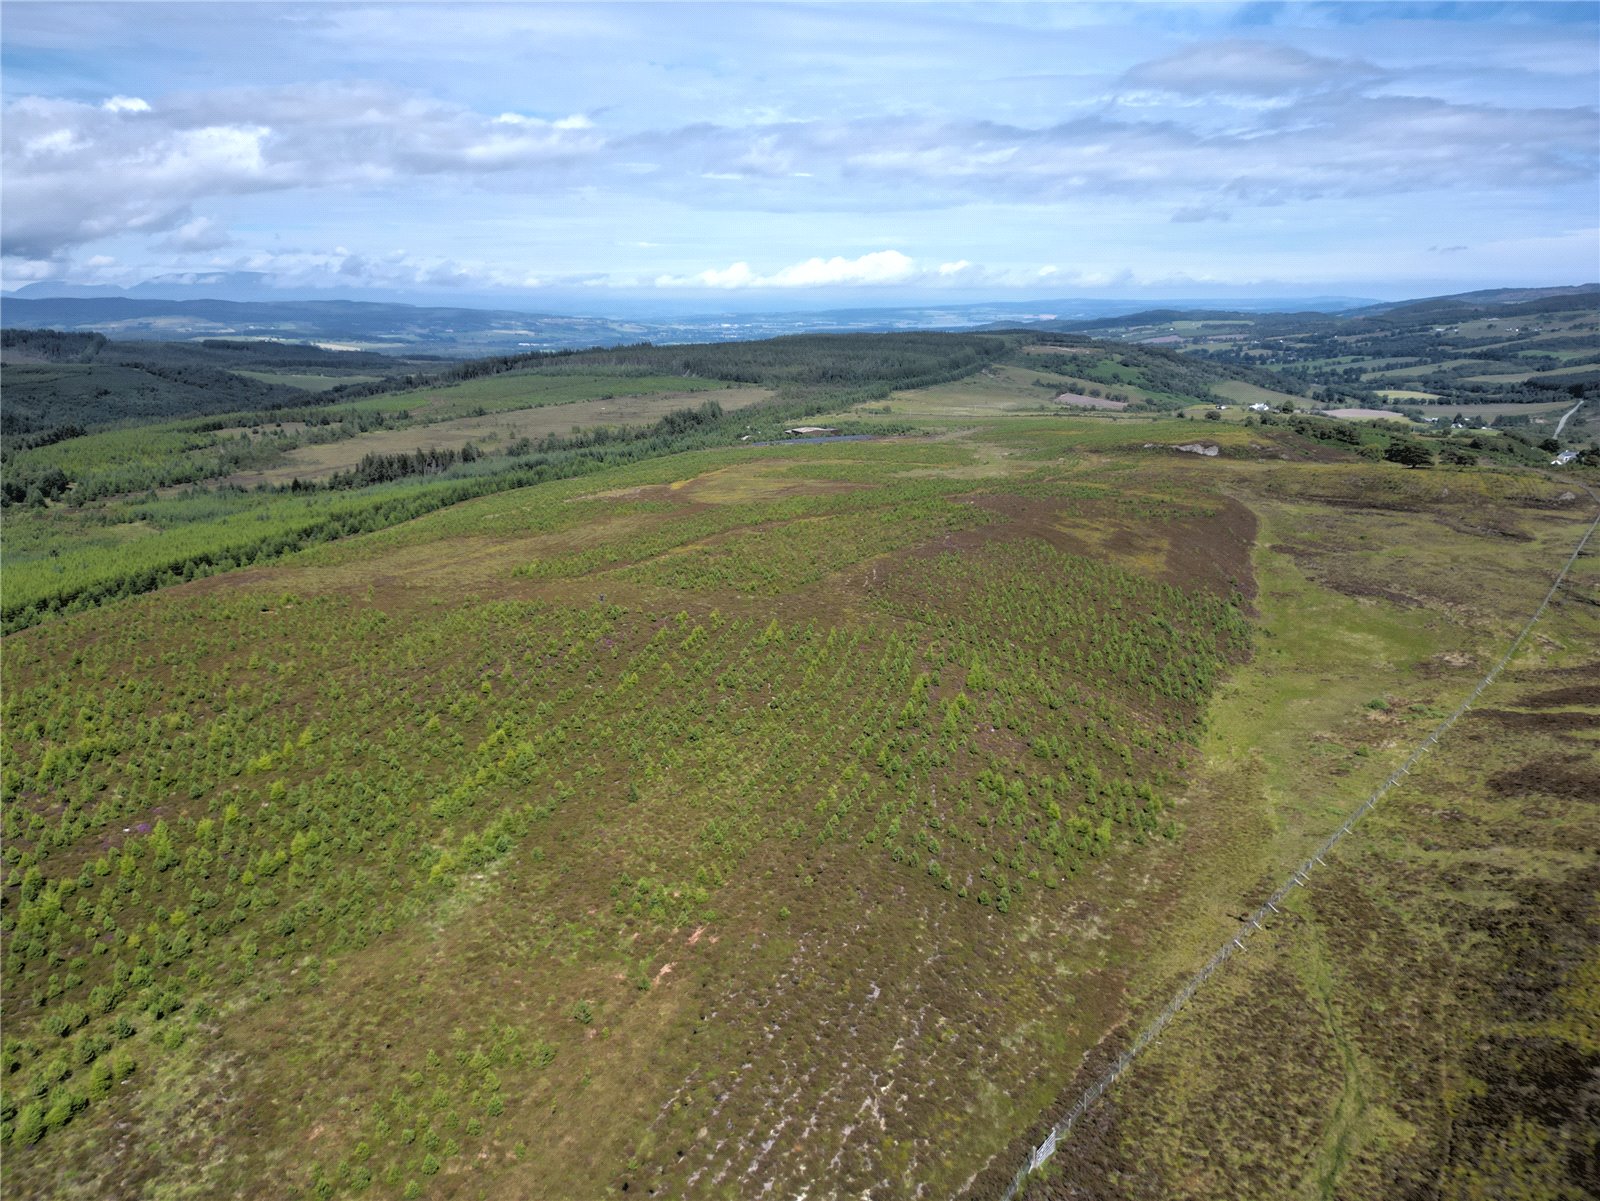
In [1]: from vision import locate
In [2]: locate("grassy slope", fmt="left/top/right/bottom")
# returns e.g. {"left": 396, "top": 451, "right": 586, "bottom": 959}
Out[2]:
{"left": 0, "top": 376, "right": 754, "bottom": 626}
{"left": 1012, "top": 466, "right": 1598, "bottom": 1201}
{"left": 234, "top": 372, "right": 386, "bottom": 392}
{"left": 3, "top": 431, "right": 1263, "bottom": 1200}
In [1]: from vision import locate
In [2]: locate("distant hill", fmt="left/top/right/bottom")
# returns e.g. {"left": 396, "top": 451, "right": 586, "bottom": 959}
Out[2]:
{"left": 0, "top": 329, "right": 427, "bottom": 437}
{"left": 991, "top": 286, "right": 1599, "bottom": 336}
{"left": 0, "top": 296, "right": 659, "bottom": 356}
{"left": 993, "top": 307, "right": 1340, "bottom": 335}
{"left": 1353, "top": 284, "right": 1600, "bottom": 315}
{"left": 0, "top": 290, "right": 1373, "bottom": 355}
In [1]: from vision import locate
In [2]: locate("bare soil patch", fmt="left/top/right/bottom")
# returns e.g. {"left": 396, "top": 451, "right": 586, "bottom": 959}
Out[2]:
{"left": 1520, "top": 682, "right": 1600, "bottom": 708}
{"left": 954, "top": 492, "right": 1257, "bottom": 602}
{"left": 1471, "top": 708, "right": 1598, "bottom": 732}
{"left": 1488, "top": 759, "right": 1600, "bottom": 801}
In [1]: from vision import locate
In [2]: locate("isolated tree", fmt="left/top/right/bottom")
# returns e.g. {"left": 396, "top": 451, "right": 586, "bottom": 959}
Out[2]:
{"left": 1384, "top": 439, "right": 1433, "bottom": 469}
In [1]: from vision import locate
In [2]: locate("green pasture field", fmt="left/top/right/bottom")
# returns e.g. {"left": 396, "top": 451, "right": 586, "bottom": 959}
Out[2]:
{"left": 1362, "top": 358, "right": 1494, "bottom": 379}
{"left": 1210, "top": 379, "right": 1303, "bottom": 408}
{"left": 1411, "top": 399, "right": 1575, "bottom": 421}
{"left": 234, "top": 372, "right": 387, "bottom": 392}
{"left": 1464, "top": 360, "right": 1600, "bottom": 384}
{"left": 1372, "top": 388, "right": 1439, "bottom": 401}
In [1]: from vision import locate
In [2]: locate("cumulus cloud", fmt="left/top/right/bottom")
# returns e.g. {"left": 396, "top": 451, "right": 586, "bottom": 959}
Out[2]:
{"left": 3, "top": 68, "right": 1595, "bottom": 265}
{"left": 655, "top": 250, "right": 920, "bottom": 289}
{"left": 492, "top": 111, "right": 592, "bottom": 130}
{"left": 155, "top": 216, "right": 233, "bottom": 252}
{"left": 648, "top": 251, "right": 1061, "bottom": 291}
{"left": 1, "top": 84, "right": 603, "bottom": 257}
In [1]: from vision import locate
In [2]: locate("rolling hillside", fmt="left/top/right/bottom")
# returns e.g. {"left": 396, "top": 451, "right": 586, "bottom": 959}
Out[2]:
{"left": 2, "top": 327, "right": 1596, "bottom": 1201}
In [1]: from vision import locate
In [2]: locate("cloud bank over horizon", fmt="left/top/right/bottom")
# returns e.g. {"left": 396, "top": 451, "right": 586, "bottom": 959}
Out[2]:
{"left": 3, "top": 2, "right": 1596, "bottom": 304}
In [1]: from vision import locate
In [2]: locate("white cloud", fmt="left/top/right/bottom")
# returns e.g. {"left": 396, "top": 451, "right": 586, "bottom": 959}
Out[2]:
{"left": 155, "top": 216, "right": 233, "bottom": 252}
{"left": 1, "top": 85, "right": 605, "bottom": 257}
{"left": 655, "top": 250, "right": 920, "bottom": 289}
{"left": 23, "top": 128, "right": 82, "bottom": 156}
{"left": 769, "top": 250, "right": 917, "bottom": 287}
{"left": 1, "top": 258, "right": 60, "bottom": 284}
{"left": 6, "top": 77, "right": 1595, "bottom": 265}
{"left": 492, "top": 111, "right": 592, "bottom": 130}
{"left": 647, "top": 250, "right": 1076, "bottom": 291}
{"left": 2, "top": 8, "right": 1594, "bottom": 296}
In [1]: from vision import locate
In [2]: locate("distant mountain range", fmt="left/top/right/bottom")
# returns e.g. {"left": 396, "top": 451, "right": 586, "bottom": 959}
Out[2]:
{"left": 21, "top": 280, "right": 1599, "bottom": 358}
{"left": 1, "top": 277, "right": 1377, "bottom": 355}
{"left": 975, "top": 284, "right": 1600, "bottom": 336}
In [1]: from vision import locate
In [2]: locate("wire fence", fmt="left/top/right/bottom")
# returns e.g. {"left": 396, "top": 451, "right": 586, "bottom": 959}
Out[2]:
{"left": 996, "top": 487, "right": 1600, "bottom": 1201}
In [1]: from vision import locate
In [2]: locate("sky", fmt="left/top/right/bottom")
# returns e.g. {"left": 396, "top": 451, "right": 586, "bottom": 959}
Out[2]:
{"left": 2, "top": 1, "right": 1597, "bottom": 310}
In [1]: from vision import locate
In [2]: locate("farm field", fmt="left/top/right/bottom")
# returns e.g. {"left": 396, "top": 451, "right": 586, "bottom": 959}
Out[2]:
{"left": 1364, "top": 358, "right": 1492, "bottom": 379}
{"left": 1372, "top": 388, "right": 1439, "bottom": 401}
{"left": 1210, "top": 379, "right": 1302, "bottom": 408}
{"left": 1464, "top": 361, "right": 1600, "bottom": 384}
{"left": 3, "top": 326, "right": 1598, "bottom": 1201}
{"left": 224, "top": 387, "right": 772, "bottom": 488}
{"left": 867, "top": 364, "right": 1071, "bottom": 420}
{"left": 874, "top": 361, "right": 1202, "bottom": 421}
{"left": 234, "top": 372, "right": 387, "bottom": 392}
{"left": 1411, "top": 399, "right": 1576, "bottom": 422}
{"left": 365, "top": 372, "right": 731, "bottom": 422}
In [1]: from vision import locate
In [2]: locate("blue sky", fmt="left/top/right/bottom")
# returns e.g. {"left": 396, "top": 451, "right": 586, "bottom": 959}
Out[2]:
{"left": 2, "top": 1, "right": 1596, "bottom": 308}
